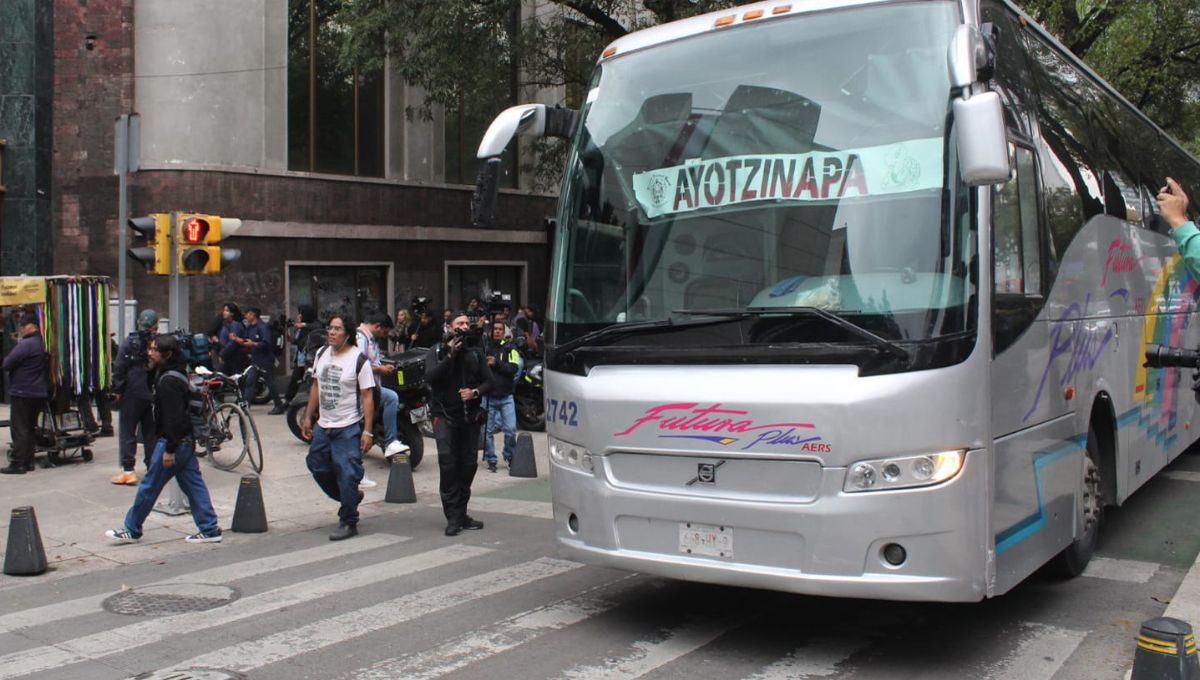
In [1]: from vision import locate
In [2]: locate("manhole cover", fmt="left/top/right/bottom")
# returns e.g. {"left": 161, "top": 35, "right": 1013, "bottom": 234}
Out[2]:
{"left": 103, "top": 584, "right": 240, "bottom": 616}
{"left": 133, "top": 668, "right": 245, "bottom": 680}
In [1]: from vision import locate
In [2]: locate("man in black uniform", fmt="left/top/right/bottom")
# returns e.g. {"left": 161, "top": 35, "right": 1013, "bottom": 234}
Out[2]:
{"left": 426, "top": 311, "right": 494, "bottom": 536}
{"left": 111, "top": 309, "right": 158, "bottom": 485}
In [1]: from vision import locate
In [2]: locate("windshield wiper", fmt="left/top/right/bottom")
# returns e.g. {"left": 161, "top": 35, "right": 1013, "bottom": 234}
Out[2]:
{"left": 554, "top": 316, "right": 739, "bottom": 358}
{"left": 673, "top": 306, "right": 910, "bottom": 361}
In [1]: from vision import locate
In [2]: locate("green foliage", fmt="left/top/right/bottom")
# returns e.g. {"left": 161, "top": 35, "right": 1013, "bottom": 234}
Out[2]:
{"left": 1019, "top": 0, "right": 1200, "bottom": 156}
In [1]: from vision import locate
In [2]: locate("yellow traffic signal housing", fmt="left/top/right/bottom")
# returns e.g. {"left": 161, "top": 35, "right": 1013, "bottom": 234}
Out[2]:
{"left": 127, "top": 213, "right": 171, "bottom": 275}
{"left": 175, "top": 213, "right": 243, "bottom": 274}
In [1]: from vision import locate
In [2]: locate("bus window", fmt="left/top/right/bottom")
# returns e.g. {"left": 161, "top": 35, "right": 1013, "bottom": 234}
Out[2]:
{"left": 994, "top": 146, "right": 1041, "bottom": 297}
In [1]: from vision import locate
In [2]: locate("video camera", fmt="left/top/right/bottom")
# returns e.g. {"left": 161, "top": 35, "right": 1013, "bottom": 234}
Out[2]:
{"left": 411, "top": 296, "right": 431, "bottom": 316}
{"left": 487, "top": 291, "right": 512, "bottom": 314}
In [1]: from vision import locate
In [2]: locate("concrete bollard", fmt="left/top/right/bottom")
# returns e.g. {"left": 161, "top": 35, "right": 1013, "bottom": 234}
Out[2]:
{"left": 385, "top": 453, "right": 417, "bottom": 503}
{"left": 1131, "top": 617, "right": 1200, "bottom": 679}
{"left": 231, "top": 474, "right": 268, "bottom": 533}
{"left": 509, "top": 432, "right": 538, "bottom": 478}
{"left": 152, "top": 480, "right": 190, "bottom": 516}
{"left": 3, "top": 506, "right": 48, "bottom": 576}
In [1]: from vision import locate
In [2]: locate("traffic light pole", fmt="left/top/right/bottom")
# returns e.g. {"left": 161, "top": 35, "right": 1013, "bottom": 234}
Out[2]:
{"left": 167, "top": 211, "right": 189, "bottom": 333}
{"left": 114, "top": 113, "right": 140, "bottom": 340}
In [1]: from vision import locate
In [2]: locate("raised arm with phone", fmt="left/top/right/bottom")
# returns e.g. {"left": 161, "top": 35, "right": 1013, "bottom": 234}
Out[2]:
{"left": 1157, "top": 177, "right": 1200, "bottom": 277}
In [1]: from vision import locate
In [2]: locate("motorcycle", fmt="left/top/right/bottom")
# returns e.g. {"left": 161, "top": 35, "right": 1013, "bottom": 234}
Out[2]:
{"left": 285, "top": 351, "right": 428, "bottom": 470}
{"left": 515, "top": 359, "right": 545, "bottom": 431}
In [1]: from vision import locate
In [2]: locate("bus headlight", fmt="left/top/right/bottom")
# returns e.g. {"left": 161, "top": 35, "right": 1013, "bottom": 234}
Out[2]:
{"left": 549, "top": 436, "right": 595, "bottom": 475}
{"left": 843, "top": 450, "right": 965, "bottom": 492}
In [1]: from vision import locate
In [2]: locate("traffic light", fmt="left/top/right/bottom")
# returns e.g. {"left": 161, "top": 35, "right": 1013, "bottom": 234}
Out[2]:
{"left": 175, "top": 213, "right": 243, "bottom": 275}
{"left": 127, "top": 214, "right": 171, "bottom": 275}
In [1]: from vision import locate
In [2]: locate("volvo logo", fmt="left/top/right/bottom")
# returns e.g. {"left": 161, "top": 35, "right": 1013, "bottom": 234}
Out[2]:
{"left": 686, "top": 460, "right": 725, "bottom": 486}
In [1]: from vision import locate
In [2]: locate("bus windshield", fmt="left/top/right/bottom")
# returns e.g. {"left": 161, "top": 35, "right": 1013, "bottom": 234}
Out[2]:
{"left": 552, "top": 1, "right": 972, "bottom": 357}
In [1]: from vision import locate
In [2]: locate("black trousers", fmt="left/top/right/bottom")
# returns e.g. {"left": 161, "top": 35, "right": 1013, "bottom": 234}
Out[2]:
{"left": 118, "top": 395, "right": 157, "bottom": 471}
{"left": 78, "top": 391, "right": 112, "bottom": 430}
{"left": 284, "top": 365, "right": 307, "bottom": 403}
{"left": 434, "top": 415, "right": 480, "bottom": 524}
{"left": 9, "top": 396, "right": 44, "bottom": 467}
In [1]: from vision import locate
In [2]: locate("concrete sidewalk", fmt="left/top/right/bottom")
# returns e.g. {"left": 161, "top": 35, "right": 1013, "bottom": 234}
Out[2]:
{"left": 0, "top": 401, "right": 551, "bottom": 588}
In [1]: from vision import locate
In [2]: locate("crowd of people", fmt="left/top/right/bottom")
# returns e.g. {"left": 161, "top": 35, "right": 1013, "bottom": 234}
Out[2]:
{"left": 2, "top": 293, "right": 543, "bottom": 544}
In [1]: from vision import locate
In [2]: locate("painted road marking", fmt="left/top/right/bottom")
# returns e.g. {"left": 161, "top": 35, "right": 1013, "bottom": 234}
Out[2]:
{"left": 1082, "top": 556, "right": 1160, "bottom": 584}
{"left": 1163, "top": 471, "right": 1200, "bottom": 483}
{"left": 348, "top": 576, "right": 635, "bottom": 680}
{"left": 984, "top": 623, "right": 1086, "bottom": 680}
{"left": 742, "top": 638, "right": 871, "bottom": 679}
{"left": 428, "top": 497, "right": 554, "bottom": 519}
{"left": 560, "top": 616, "right": 749, "bottom": 680}
{"left": 143, "top": 557, "right": 583, "bottom": 677}
{"left": 0, "top": 544, "right": 485, "bottom": 680}
{"left": 0, "top": 533, "right": 408, "bottom": 634}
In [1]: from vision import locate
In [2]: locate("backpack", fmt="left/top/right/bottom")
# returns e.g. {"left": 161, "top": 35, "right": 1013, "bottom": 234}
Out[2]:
{"left": 158, "top": 369, "right": 209, "bottom": 439}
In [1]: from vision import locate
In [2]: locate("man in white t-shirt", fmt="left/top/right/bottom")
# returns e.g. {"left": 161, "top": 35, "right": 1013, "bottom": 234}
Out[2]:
{"left": 301, "top": 314, "right": 375, "bottom": 541}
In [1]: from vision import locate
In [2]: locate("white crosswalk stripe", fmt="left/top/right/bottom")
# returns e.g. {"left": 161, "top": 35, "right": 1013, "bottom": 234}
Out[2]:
{"left": 0, "top": 543, "right": 485, "bottom": 680}
{"left": 560, "top": 615, "right": 751, "bottom": 680}
{"left": 347, "top": 575, "right": 636, "bottom": 680}
{"left": 742, "top": 638, "right": 871, "bottom": 679}
{"left": 1163, "top": 470, "right": 1200, "bottom": 483}
{"left": 0, "top": 533, "right": 408, "bottom": 634}
{"left": 144, "top": 556, "right": 583, "bottom": 677}
{"left": 1082, "top": 556, "right": 1160, "bottom": 584}
{"left": 983, "top": 623, "right": 1086, "bottom": 680}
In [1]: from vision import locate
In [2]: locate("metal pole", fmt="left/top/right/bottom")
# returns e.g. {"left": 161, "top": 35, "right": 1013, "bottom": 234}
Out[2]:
{"left": 167, "top": 212, "right": 190, "bottom": 332}
{"left": 115, "top": 115, "right": 129, "bottom": 341}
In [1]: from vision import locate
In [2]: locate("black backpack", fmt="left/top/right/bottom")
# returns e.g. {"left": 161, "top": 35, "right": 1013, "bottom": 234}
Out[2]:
{"left": 158, "top": 370, "right": 209, "bottom": 439}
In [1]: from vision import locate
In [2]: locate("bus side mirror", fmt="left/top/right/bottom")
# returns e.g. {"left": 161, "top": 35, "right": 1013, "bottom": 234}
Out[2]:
{"left": 955, "top": 92, "right": 1010, "bottom": 186}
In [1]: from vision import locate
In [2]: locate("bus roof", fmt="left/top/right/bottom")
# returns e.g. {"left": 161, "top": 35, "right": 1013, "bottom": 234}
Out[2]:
{"left": 598, "top": 0, "right": 906, "bottom": 63}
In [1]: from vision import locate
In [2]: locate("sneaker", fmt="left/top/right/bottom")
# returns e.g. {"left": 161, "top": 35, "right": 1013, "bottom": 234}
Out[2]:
{"left": 330, "top": 524, "right": 358, "bottom": 541}
{"left": 384, "top": 440, "right": 410, "bottom": 458}
{"left": 461, "top": 516, "right": 484, "bottom": 531}
{"left": 111, "top": 471, "right": 138, "bottom": 486}
{"left": 99, "top": 426, "right": 115, "bottom": 437}
{"left": 184, "top": 529, "right": 223, "bottom": 544}
{"left": 105, "top": 528, "right": 141, "bottom": 544}
{"left": 268, "top": 405, "right": 287, "bottom": 415}
{"left": 359, "top": 475, "right": 378, "bottom": 489}
{"left": 487, "top": 462, "right": 497, "bottom": 473}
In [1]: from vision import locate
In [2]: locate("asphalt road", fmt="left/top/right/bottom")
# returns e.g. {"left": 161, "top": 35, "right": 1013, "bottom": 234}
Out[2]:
{"left": 2, "top": 403, "right": 1200, "bottom": 679}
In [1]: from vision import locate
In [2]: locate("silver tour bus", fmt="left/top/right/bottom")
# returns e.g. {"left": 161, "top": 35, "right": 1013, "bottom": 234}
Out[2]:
{"left": 473, "top": 0, "right": 1200, "bottom": 601}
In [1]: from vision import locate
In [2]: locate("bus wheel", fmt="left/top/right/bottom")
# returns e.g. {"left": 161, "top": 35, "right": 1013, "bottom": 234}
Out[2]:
{"left": 1050, "top": 423, "right": 1102, "bottom": 577}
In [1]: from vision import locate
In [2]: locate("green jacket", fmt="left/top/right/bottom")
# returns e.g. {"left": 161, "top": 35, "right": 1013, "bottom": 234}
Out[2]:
{"left": 1171, "top": 221, "right": 1200, "bottom": 278}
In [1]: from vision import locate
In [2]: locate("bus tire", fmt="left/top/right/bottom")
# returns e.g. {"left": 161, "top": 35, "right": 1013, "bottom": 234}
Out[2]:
{"left": 1050, "top": 422, "right": 1103, "bottom": 577}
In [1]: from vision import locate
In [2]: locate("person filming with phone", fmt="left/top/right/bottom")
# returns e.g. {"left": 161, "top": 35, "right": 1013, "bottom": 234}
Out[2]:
{"left": 1157, "top": 178, "right": 1200, "bottom": 276}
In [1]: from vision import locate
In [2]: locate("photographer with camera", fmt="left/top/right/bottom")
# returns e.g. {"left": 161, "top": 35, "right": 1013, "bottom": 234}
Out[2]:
{"left": 110, "top": 309, "right": 159, "bottom": 485}
{"left": 426, "top": 311, "right": 494, "bottom": 536}
{"left": 412, "top": 307, "right": 443, "bottom": 349}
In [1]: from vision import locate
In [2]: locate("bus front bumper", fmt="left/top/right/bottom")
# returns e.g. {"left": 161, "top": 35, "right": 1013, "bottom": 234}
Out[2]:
{"left": 551, "top": 449, "right": 990, "bottom": 602}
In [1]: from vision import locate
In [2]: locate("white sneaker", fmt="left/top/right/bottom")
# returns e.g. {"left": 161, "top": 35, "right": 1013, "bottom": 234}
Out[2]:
{"left": 359, "top": 475, "right": 378, "bottom": 489}
{"left": 384, "top": 440, "right": 410, "bottom": 458}
{"left": 105, "top": 528, "right": 141, "bottom": 544}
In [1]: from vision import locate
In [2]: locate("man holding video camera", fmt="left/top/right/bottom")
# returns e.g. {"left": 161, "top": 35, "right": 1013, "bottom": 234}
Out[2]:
{"left": 426, "top": 310, "right": 494, "bottom": 536}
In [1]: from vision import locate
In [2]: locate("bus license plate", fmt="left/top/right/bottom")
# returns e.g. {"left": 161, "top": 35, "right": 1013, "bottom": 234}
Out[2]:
{"left": 679, "top": 523, "right": 733, "bottom": 558}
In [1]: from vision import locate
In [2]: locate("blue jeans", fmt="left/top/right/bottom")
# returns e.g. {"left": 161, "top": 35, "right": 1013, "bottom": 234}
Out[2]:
{"left": 379, "top": 386, "right": 399, "bottom": 447}
{"left": 306, "top": 423, "right": 364, "bottom": 526}
{"left": 123, "top": 438, "right": 219, "bottom": 536}
{"left": 482, "top": 395, "right": 516, "bottom": 465}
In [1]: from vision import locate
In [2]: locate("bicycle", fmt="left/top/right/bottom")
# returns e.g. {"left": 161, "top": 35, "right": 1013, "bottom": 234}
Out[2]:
{"left": 193, "top": 365, "right": 264, "bottom": 473}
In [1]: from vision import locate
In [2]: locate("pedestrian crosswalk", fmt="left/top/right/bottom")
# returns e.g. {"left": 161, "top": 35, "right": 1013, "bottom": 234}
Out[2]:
{"left": 0, "top": 522, "right": 1163, "bottom": 680}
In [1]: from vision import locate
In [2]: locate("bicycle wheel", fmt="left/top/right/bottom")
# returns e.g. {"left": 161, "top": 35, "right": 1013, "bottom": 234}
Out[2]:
{"left": 242, "top": 407, "right": 264, "bottom": 473}
{"left": 207, "top": 403, "right": 251, "bottom": 471}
